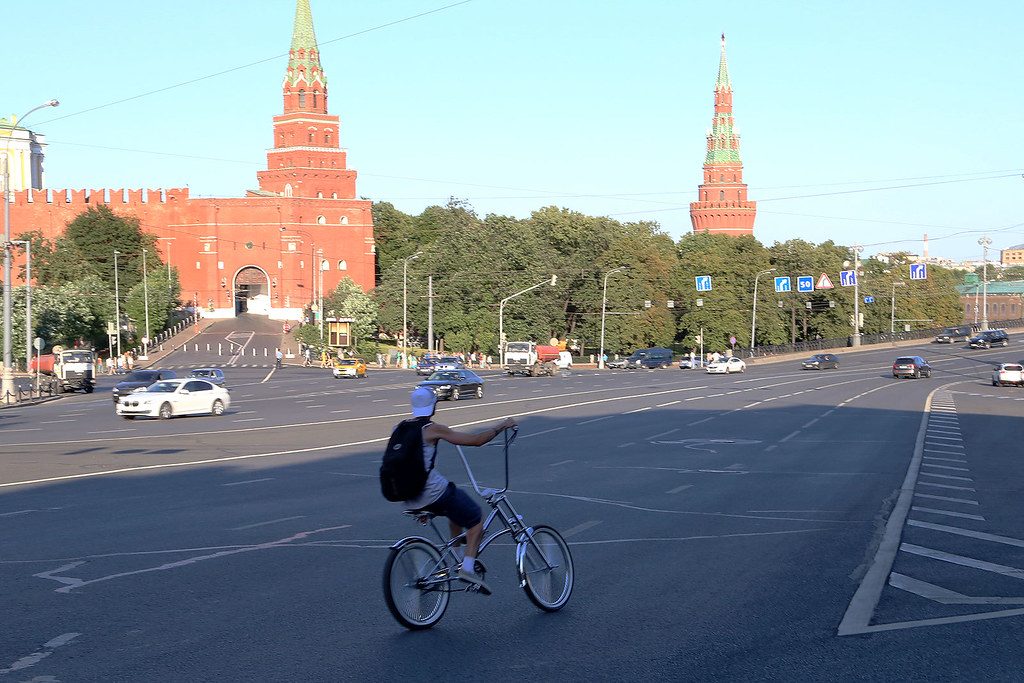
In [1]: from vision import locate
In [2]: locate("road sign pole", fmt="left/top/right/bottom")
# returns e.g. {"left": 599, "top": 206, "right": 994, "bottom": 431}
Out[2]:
{"left": 852, "top": 246, "right": 863, "bottom": 347}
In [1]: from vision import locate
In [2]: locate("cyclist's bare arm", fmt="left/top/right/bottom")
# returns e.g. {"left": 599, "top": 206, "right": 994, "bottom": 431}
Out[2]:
{"left": 425, "top": 419, "right": 516, "bottom": 447}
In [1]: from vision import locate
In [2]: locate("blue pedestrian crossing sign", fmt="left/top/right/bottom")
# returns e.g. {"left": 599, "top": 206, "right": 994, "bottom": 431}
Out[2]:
{"left": 909, "top": 264, "right": 927, "bottom": 280}
{"left": 840, "top": 270, "right": 857, "bottom": 287}
{"left": 695, "top": 275, "right": 712, "bottom": 292}
{"left": 797, "top": 276, "right": 814, "bottom": 293}
{"left": 774, "top": 276, "right": 792, "bottom": 293}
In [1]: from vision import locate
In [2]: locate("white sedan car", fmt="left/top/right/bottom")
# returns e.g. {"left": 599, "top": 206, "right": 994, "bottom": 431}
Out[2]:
{"left": 706, "top": 357, "right": 746, "bottom": 374}
{"left": 992, "top": 363, "right": 1024, "bottom": 387}
{"left": 116, "top": 378, "right": 231, "bottom": 419}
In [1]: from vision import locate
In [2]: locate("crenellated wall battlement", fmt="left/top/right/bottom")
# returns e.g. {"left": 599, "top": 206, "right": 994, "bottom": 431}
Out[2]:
{"left": 10, "top": 187, "right": 191, "bottom": 206}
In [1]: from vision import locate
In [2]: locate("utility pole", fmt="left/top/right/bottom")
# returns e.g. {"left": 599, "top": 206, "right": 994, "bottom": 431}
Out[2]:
{"left": 979, "top": 236, "right": 991, "bottom": 331}
{"left": 113, "top": 250, "right": 122, "bottom": 359}
{"left": 851, "top": 245, "right": 864, "bottom": 346}
{"left": 427, "top": 274, "right": 434, "bottom": 354}
{"left": 142, "top": 248, "right": 150, "bottom": 359}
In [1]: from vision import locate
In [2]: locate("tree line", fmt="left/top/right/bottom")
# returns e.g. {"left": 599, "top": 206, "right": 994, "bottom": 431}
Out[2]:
{"left": 369, "top": 199, "right": 965, "bottom": 357}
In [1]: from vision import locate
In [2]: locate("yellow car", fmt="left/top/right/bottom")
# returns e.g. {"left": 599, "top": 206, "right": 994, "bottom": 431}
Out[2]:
{"left": 332, "top": 358, "right": 367, "bottom": 379}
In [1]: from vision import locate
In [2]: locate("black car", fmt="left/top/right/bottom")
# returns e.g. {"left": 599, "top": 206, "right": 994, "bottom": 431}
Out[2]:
{"left": 892, "top": 356, "right": 932, "bottom": 379}
{"left": 968, "top": 329, "right": 1009, "bottom": 349}
{"left": 802, "top": 353, "right": 839, "bottom": 370}
{"left": 934, "top": 325, "right": 973, "bottom": 343}
{"left": 112, "top": 369, "right": 177, "bottom": 403}
{"left": 416, "top": 356, "right": 441, "bottom": 376}
{"left": 417, "top": 370, "right": 483, "bottom": 401}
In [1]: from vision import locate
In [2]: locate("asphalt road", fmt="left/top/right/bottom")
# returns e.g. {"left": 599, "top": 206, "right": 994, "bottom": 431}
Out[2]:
{"left": 2, "top": 338, "right": 1023, "bottom": 680}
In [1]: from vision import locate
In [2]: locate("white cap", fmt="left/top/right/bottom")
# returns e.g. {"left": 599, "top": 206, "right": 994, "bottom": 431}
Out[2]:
{"left": 410, "top": 387, "right": 437, "bottom": 417}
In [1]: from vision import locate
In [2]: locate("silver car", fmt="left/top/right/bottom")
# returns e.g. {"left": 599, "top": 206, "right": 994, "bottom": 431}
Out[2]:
{"left": 189, "top": 368, "right": 226, "bottom": 385}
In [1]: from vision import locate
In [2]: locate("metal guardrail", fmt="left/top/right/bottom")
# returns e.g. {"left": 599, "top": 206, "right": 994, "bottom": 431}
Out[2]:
{"left": 749, "top": 318, "right": 1024, "bottom": 359}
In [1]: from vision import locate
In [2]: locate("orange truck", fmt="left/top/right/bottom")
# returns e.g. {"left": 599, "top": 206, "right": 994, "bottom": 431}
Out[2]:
{"left": 503, "top": 341, "right": 572, "bottom": 377}
{"left": 28, "top": 346, "right": 96, "bottom": 393}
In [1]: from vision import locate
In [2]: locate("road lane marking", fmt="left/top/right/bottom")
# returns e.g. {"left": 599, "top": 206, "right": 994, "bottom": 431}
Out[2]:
{"left": 925, "top": 434, "right": 962, "bottom": 441}
{"left": 0, "top": 632, "right": 82, "bottom": 676}
{"left": 2, "top": 428, "right": 42, "bottom": 433}
{"left": 780, "top": 430, "right": 800, "bottom": 442}
{"left": 656, "top": 401, "right": 680, "bottom": 407}
{"left": 918, "top": 481, "right": 975, "bottom": 491}
{"left": 689, "top": 417, "right": 713, "bottom": 426}
{"left": 919, "top": 472, "right": 973, "bottom": 482}
{"left": 234, "top": 418, "right": 264, "bottom": 423}
{"left": 550, "top": 459, "right": 574, "bottom": 467}
{"left": 331, "top": 409, "right": 350, "bottom": 414}
{"left": 561, "top": 520, "right": 603, "bottom": 538}
{"left": 260, "top": 368, "right": 275, "bottom": 383}
{"left": 624, "top": 407, "right": 650, "bottom": 414}
{"left": 40, "top": 419, "right": 75, "bottom": 424}
{"left": 0, "top": 509, "right": 39, "bottom": 517}
{"left": 914, "top": 492, "right": 978, "bottom": 505}
{"left": 921, "top": 463, "right": 969, "bottom": 472}
{"left": 889, "top": 573, "right": 1024, "bottom": 605}
{"left": 222, "top": 478, "right": 274, "bottom": 486}
{"left": 521, "top": 426, "right": 565, "bottom": 439}
{"left": 902, "top": 543, "right": 1024, "bottom": 580}
{"left": 801, "top": 418, "right": 820, "bottom": 429}
{"left": 87, "top": 429, "right": 135, "bottom": 434}
{"left": 923, "top": 452, "right": 966, "bottom": 460}
{"left": 764, "top": 444, "right": 778, "bottom": 452}
{"left": 666, "top": 484, "right": 693, "bottom": 494}
{"left": 908, "top": 519, "right": 1024, "bottom": 547}
{"left": 910, "top": 506, "right": 985, "bottom": 521}
{"left": 307, "top": 404, "right": 326, "bottom": 408}
{"left": 230, "top": 515, "right": 306, "bottom": 531}
{"left": 577, "top": 415, "right": 614, "bottom": 425}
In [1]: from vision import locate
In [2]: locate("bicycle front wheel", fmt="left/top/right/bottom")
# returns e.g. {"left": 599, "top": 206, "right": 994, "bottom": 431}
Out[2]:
{"left": 518, "top": 525, "right": 574, "bottom": 612}
{"left": 383, "top": 540, "right": 450, "bottom": 629}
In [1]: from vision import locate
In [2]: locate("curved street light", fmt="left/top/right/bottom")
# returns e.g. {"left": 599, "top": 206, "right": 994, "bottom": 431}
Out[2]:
{"left": 498, "top": 275, "right": 557, "bottom": 368}
{"left": 3, "top": 99, "right": 59, "bottom": 403}
{"left": 978, "top": 236, "right": 992, "bottom": 331}
{"left": 598, "top": 266, "right": 627, "bottom": 369}
{"left": 750, "top": 268, "right": 776, "bottom": 356}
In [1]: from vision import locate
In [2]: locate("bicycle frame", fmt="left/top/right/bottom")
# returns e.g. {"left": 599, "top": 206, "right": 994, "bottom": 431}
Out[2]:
{"left": 393, "top": 428, "right": 561, "bottom": 592}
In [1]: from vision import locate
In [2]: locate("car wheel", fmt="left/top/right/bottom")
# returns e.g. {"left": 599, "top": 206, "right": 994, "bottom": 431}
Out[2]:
{"left": 211, "top": 399, "right": 225, "bottom": 416}
{"left": 451, "top": 388, "right": 460, "bottom": 401}
{"left": 913, "top": 370, "right": 920, "bottom": 379}
{"left": 159, "top": 403, "right": 173, "bottom": 420}
{"left": 475, "top": 386, "right": 483, "bottom": 399}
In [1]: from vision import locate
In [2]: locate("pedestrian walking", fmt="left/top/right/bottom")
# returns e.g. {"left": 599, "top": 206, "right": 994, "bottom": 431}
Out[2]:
{"left": 304, "top": 347, "right": 312, "bottom": 367}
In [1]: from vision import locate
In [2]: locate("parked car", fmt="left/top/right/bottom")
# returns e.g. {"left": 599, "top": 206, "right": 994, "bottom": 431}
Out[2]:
{"left": 115, "top": 378, "right": 231, "bottom": 419}
{"left": 333, "top": 358, "right": 367, "bottom": 378}
{"left": 802, "top": 353, "right": 839, "bottom": 370}
{"left": 679, "top": 357, "right": 704, "bottom": 370}
{"left": 416, "top": 355, "right": 441, "bottom": 376}
{"left": 968, "top": 329, "right": 1010, "bottom": 349}
{"left": 112, "top": 369, "right": 177, "bottom": 403}
{"left": 892, "top": 356, "right": 932, "bottom": 379}
{"left": 934, "top": 325, "right": 973, "bottom": 343}
{"left": 417, "top": 370, "right": 483, "bottom": 400}
{"left": 706, "top": 357, "right": 746, "bottom": 374}
{"left": 992, "top": 363, "right": 1024, "bottom": 387}
{"left": 188, "top": 368, "right": 226, "bottom": 385}
{"left": 435, "top": 356, "right": 466, "bottom": 371}
{"left": 622, "top": 347, "right": 674, "bottom": 369}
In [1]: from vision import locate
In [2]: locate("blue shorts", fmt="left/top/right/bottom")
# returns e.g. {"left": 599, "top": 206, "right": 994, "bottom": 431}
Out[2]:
{"left": 423, "top": 482, "right": 482, "bottom": 528}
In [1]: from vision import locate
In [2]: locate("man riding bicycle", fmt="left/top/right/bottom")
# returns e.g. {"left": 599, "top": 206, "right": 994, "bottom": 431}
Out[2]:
{"left": 401, "top": 387, "right": 516, "bottom": 595}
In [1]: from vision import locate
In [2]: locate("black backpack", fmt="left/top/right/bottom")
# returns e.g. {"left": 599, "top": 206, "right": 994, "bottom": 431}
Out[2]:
{"left": 380, "top": 417, "right": 434, "bottom": 502}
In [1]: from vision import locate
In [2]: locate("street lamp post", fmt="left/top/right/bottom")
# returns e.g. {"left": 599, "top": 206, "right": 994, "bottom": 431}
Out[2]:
{"left": 113, "top": 250, "right": 122, "bottom": 360}
{"left": 402, "top": 251, "right": 422, "bottom": 369}
{"left": 158, "top": 237, "right": 174, "bottom": 294}
{"left": 11, "top": 240, "right": 31, "bottom": 368}
{"left": 498, "top": 275, "right": 557, "bottom": 368}
{"left": 598, "top": 266, "right": 627, "bottom": 369}
{"left": 141, "top": 248, "right": 150, "bottom": 359}
{"left": 851, "top": 245, "right": 864, "bottom": 346}
{"left": 318, "top": 249, "right": 326, "bottom": 341}
{"left": 750, "top": 268, "right": 776, "bottom": 356}
{"left": 890, "top": 280, "right": 906, "bottom": 334}
{"left": 979, "top": 237, "right": 992, "bottom": 331}
{"left": 2, "top": 98, "right": 58, "bottom": 403}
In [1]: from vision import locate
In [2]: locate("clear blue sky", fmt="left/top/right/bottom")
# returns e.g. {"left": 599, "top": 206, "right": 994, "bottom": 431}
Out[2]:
{"left": 7, "top": 1, "right": 1023, "bottom": 261}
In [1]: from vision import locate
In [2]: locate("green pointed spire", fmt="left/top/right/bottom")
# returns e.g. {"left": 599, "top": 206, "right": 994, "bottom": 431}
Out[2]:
{"left": 716, "top": 33, "right": 731, "bottom": 91}
{"left": 286, "top": 0, "right": 326, "bottom": 87}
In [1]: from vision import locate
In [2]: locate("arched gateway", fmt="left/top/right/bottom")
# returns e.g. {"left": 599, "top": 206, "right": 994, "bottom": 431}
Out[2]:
{"left": 234, "top": 266, "right": 272, "bottom": 315}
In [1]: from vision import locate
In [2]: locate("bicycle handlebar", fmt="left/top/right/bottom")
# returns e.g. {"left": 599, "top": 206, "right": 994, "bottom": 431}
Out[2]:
{"left": 455, "top": 424, "right": 517, "bottom": 497}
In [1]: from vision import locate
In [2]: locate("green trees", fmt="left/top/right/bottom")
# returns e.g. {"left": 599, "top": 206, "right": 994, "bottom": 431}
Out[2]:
{"left": 6, "top": 206, "right": 179, "bottom": 359}
{"left": 368, "top": 201, "right": 970, "bottom": 358}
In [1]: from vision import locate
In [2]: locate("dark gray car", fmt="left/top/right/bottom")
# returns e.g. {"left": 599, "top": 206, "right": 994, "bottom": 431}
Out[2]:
{"left": 189, "top": 368, "right": 226, "bottom": 385}
{"left": 112, "top": 369, "right": 177, "bottom": 403}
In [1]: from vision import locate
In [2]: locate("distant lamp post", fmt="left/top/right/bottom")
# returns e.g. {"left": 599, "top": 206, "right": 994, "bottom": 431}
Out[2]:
{"left": 158, "top": 237, "right": 174, "bottom": 294}
{"left": 2, "top": 98, "right": 58, "bottom": 403}
{"left": 890, "top": 280, "right": 906, "bottom": 334}
{"left": 402, "top": 251, "right": 422, "bottom": 369}
{"left": 141, "top": 248, "right": 151, "bottom": 359}
{"left": 113, "top": 250, "right": 122, "bottom": 359}
{"left": 851, "top": 245, "right": 864, "bottom": 346}
{"left": 11, "top": 240, "right": 31, "bottom": 369}
{"left": 750, "top": 268, "right": 776, "bottom": 356}
{"left": 979, "top": 236, "right": 992, "bottom": 331}
{"left": 498, "top": 275, "right": 558, "bottom": 367}
{"left": 598, "top": 266, "right": 627, "bottom": 369}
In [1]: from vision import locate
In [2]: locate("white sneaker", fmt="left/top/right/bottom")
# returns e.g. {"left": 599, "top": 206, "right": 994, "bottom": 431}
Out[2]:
{"left": 457, "top": 569, "right": 492, "bottom": 596}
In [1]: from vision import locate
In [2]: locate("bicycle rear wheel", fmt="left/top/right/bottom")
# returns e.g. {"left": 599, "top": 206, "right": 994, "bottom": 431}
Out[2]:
{"left": 383, "top": 540, "right": 450, "bottom": 629}
{"left": 518, "top": 525, "right": 574, "bottom": 611}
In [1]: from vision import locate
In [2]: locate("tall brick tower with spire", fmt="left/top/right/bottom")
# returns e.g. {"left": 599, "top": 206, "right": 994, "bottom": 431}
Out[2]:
{"left": 256, "top": 0, "right": 357, "bottom": 199}
{"left": 689, "top": 34, "right": 756, "bottom": 236}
